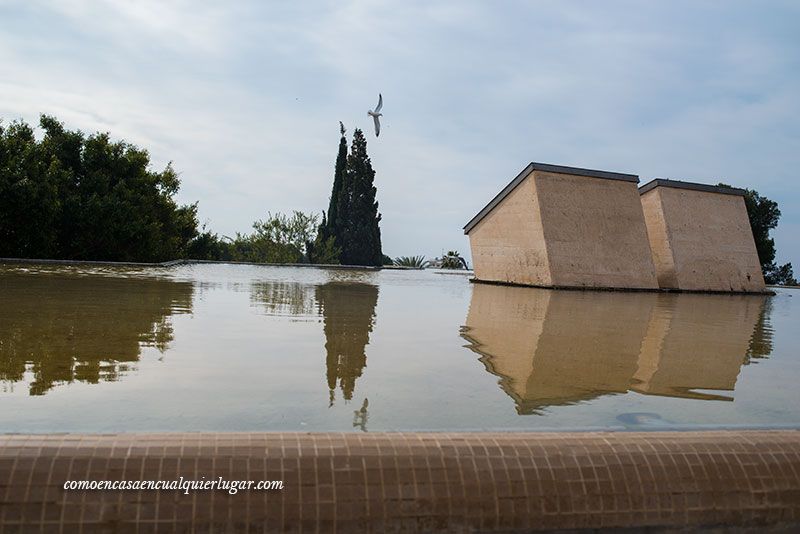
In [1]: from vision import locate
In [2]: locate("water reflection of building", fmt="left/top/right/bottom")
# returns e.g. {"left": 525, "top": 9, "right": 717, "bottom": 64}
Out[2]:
{"left": 315, "top": 282, "right": 378, "bottom": 405}
{"left": 463, "top": 283, "right": 770, "bottom": 413}
{"left": 0, "top": 270, "right": 194, "bottom": 395}
{"left": 631, "top": 294, "right": 767, "bottom": 400}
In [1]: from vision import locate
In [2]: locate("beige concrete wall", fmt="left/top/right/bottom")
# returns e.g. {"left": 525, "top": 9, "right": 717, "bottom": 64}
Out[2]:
{"left": 467, "top": 174, "right": 552, "bottom": 286}
{"left": 468, "top": 171, "right": 658, "bottom": 289}
{"left": 640, "top": 188, "right": 766, "bottom": 292}
{"left": 640, "top": 190, "right": 678, "bottom": 288}
{"left": 534, "top": 171, "right": 659, "bottom": 289}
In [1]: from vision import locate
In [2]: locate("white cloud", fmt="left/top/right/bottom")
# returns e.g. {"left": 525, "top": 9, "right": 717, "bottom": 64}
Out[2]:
{"left": 1, "top": 0, "right": 797, "bottom": 263}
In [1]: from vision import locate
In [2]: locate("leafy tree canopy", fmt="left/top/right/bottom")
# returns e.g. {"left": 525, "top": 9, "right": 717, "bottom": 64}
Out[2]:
{"left": 441, "top": 250, "right": 468, "bottom": 270}
{"left": 312, "top": 126, "right": 383, "bottom": 266}
{"left": 393, "top": 255, "right": 426, "bottom": 268}
{"left": 0, "top": 115, "right": 198, "bottom": 262}
{"left": 338, "top": 129, "right": 383, "bottom": 266}
{"left": 193, "top": 211, "right": 322, "bottom": 264}
{"left": 1, "top": 115, "right": 388, "bottom": 268}
{"left": 718, "top": 183, "right": 796, "bottom": 285}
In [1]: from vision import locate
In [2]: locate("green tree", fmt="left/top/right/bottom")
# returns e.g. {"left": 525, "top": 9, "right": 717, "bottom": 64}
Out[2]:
{"left": 253, "top": 211, "right": 318, "bottom": 254}
{"left": 186, "top": 224, "right": 232, "bottom": 261}
{"left": 718, "top": 183, "right": 795, "bottom": 285}
{"left": 226, "top": 211, "right": 319, "bottom": 264}
{"left": 441, "top": 250, "right": 468, "bottom": 269}
{"left": 0, "top": 115, "right": 200, "bottom": 262}
{"left": 393, "top": 255, "right": 426, "bottom": 268}
{"left": 309, "top": 125, "right": 348, "bottom": 264}
{"left": 326, "top": 124, "right": 348, "bottom": 246}
{"left": 768, "top": 262, "right": 797, "bottom": 286}
{"left": 306, "top": 223, "right": 341, "bottom": 264}
{"left": 0, "top": 119, "right": 61, "bottom": 258}
{"left": 338, "top": 129, "right": 382, "bottom": 266}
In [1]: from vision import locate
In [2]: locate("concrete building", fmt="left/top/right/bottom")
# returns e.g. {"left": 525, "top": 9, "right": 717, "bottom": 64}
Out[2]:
{"left": 639, "top": 179, "right": 766, "bottom": 293}
{"left": 464, "top": 162, "right": 658, "bottom": 290}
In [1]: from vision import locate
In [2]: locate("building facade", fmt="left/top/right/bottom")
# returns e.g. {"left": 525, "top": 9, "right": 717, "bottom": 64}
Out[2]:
{"left": 639, "top": 179, "right": 765, "bottom": 293}
{"left": 464, "top": 163, "right": 659, "bottom": 290}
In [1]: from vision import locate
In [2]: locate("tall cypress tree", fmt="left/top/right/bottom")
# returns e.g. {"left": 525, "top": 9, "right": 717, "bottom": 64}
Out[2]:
{"left": 325, "top": 124, "right": 348, "bottom": 245}
{"left": 339, "top": 129, "right": 382, "bottom": 266}
{"left": 309, "top": 125, "right": 348, "bottom": 264}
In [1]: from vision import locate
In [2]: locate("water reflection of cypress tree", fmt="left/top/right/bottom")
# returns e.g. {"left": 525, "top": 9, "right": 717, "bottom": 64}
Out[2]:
{"left": 315, "top": 282, "right": 378, "bottom": 404}
{"left": 0, "top": 270, "right": 193, "bottom": 395}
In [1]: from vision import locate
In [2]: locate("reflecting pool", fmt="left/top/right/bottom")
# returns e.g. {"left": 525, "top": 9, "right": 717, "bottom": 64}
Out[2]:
{"left": 1, "top": 262, "right": 798, "bottom": 432}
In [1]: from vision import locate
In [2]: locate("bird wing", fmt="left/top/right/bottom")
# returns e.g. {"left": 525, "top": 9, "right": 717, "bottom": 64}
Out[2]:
{"left": 375, "top": 93, "right": 383, "bottom": 113}
{"left": 372, "top": 114, "right": 381, "bottom": 137}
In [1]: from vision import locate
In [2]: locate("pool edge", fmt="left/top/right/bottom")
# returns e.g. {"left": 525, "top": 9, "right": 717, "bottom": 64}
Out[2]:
{"left": 2, "top": 429, "right": 798, "bottom": 531}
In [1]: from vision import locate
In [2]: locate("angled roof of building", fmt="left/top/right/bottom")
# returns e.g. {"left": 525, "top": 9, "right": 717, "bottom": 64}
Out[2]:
{"left": 463, "top": 162, "right": 639, "bottom": 234}
{"left": 639, "top": 179, "right": 746, "bottom": 197}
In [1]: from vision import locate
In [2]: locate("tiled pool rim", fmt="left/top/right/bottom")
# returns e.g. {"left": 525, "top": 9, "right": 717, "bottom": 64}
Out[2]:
{"left": 1, "top": 431, "right": 798, "bottom": 532}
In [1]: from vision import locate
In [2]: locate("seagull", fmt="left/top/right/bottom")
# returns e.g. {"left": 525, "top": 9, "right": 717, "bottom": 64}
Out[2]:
{"left": 367, "top": 94, "right": 383, "bottom": 137}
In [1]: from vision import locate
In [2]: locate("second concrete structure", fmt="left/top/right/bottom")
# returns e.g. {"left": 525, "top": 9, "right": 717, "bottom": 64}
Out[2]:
{"left": 639, "top": 179, "right": 765, "bottom": 293}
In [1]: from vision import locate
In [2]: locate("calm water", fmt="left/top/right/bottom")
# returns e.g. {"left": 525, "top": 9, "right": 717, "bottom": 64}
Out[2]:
{"left": 1, "top": 262, "right": 798, "bottom": 432}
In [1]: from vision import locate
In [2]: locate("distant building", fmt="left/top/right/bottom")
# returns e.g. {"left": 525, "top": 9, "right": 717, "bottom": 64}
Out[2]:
{"left": 463, "top": 163, "right": 658, "bottom": 290}
{"left": 639, "top": 180, "right": 765, "bottom": 293}
{"left": 426, "top": 257, "right": 444, "bottom": 269}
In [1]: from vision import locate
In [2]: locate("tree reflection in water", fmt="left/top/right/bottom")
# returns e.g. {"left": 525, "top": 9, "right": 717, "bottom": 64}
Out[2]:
{"left": 315, "top": 282, "right": 379, "bottom": 406}
{"left": 0, "top": 269, "right": 193, "bottom": 395}
{"left": 249, "top": 281, "right": 316, "bottom": 318}
{"left": 745, "top": 297, "right": 774, "bottom": 363}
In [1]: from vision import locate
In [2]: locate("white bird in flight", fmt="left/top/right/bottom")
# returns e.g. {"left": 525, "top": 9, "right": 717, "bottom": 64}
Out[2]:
{"left": 367, "top": 94, "right": 383, "bottom": 137}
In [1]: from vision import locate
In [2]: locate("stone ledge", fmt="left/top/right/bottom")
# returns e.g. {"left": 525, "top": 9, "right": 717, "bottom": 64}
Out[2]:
{"left": 469, "top": 277, "right": 775, "bottom": 295}
{"left": 0, "top": 257, "right": 385, "bottom": 270}
{"left": 1, "top": 430, "right": 798, "bottom": 531}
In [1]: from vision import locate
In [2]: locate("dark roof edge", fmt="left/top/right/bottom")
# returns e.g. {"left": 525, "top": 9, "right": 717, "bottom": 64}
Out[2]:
{"left": 463, "top": 163, "right": 534, "bottom": 234}
{"left": 530, "top": 162, "right": 639, "bottom": 183}
{"left": 639, "top": 179, "right": 746, "bottom": 197}
{"left": 463, "top": 162, "right": 639, "bottom": 234}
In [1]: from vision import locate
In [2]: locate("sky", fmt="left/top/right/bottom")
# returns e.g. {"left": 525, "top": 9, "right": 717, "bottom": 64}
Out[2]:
{"left": 1, "top": 0, "right": 798, "bottom": 265}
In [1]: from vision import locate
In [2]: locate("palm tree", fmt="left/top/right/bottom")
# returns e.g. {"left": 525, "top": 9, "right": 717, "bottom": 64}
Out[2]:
{"left": 393, "top": 255, "right": 427, "bottom": 268}
{"left": 440, "top": 251, "right": 468, "bottom": 270}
